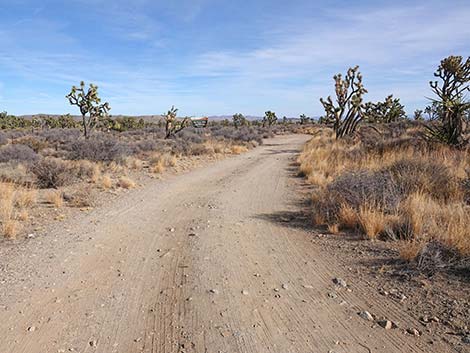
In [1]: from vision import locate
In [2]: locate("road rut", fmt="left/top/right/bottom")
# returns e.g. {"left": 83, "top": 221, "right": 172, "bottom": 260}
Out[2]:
{"left": 0, "top": 135, "right": 446, "bottom": 352}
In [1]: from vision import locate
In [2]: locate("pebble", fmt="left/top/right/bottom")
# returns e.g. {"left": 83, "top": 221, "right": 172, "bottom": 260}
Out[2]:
{"left": 378, "top": 320, "right": 394, "bottom": 330}
{"left": 89, "top": 340, "right": 97, "bottom": 347}
{"left": 333, "top": 278, "right": 347, "bottom": 287}
{"left": 281, "top": 284, "right": 288, "bottom": 290}
{"left": 241, "top": 290, "right": 249, "bottom": 295}
{"left": 407, "top": 328, "right": 420, "bottom": 336}
{"left": 169, "top": 228, "right": 175, "bottom": 232}
{"left": 27, "top": 326, "right": 36, "bottom": 332}
{"left": 210, "top": 289, "right": 219, "bottom": 294}
{"left": 359, "top": 311, "right": 374, "bottom": 321}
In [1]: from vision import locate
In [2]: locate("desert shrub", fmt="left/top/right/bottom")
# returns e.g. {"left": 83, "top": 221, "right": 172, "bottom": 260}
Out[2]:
{"left": 301, "top": 126, "right": 470, "bottom": 270}
{"left": 135, "top": 139, "right": 158, "bottom": 152}
{"left": 12, "top": 136, "right": 49, "bottom": 152}
{"left": 0, "top": 132, "right": 7, "bottom": 146}
{"left": 386, "top": 158, "right": 461, "bottom": 202}
{"left": 174, "top": 128, "right": 205, "bottom": 144}
{"left": 189, "top": 143, "right": 210, "bottom": 156}
{"left": 0, "top": 144, "right": 39, "bottom": 164}
{"left": 39, "top": 128, "right": 81, "bottom": 145}
{"left": 0, "top": 163, "right": 33, "bottom": 185}
{"left": 67, "top": 137, "right": 130, "bottom": 162}
{"left": 30, "top": 158, "right": 72, "bottom": 188}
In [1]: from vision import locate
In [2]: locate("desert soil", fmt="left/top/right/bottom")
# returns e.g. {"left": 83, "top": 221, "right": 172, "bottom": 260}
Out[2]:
{"left": 0, "top": 135, "right": 463, "bottom": 353}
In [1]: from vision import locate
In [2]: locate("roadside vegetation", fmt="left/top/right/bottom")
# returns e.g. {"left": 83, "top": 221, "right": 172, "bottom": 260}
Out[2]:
{"left": 299, "top": 55, "right": 470, "bottom": 274}
{"left": 0, "top": 82, "right": 311, "bottom": 240}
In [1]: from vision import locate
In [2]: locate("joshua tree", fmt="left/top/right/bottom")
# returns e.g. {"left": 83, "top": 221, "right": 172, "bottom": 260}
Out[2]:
{"left": 263, "top": 111, "right": 277, "bottom": 127}
{"left": 164, "top": 106, "right": 189, "bottom": 139}
{"left": 299, "top": 114, "right": 310, "bottom": 125}
{"left": 66, "top": 81, "right": 110, "bottom": 138}
{"left": 232, "top": 113, "right": 247, "bottom": 128}
{"left": 363, "top": 95, "right": 406, "bottom": 123}
{"left": 424, "top": 56, "right": 470, "bottom": 146}
{"left": 320, "top": 66, "right": 367, "bottom": 139}
{"left": 413, "top": 109, "right": 424, "bottom": 121}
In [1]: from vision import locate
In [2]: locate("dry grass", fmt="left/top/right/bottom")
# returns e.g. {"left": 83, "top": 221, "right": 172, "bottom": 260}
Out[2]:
{"left": 2, "top": 219, "right": 20, "bottom": 239}
{"left": 357, "top": 205, "right": 387, "bottom": 240}
{"left": 338, "top": 203, "right": 358, "bottom": 229}
{"left": 117, "top": 176, "right": 136, "bottom": 189}
{"left": 87, "top": 163, "right": 101, "bottom": 184}
{"left": 231, "top": 145, "right": 248, "bottom": 154}
{"left": 101, "top": 174, "right": 113, "bottom": 189}
{"left": 46, "top": 190, "right": 64, "bottom": 208}
{"left": 300, "top": 126, "right": 470, "bottom": 268}
{"left": 125, "top": 157, "right": 144, "bottom": 170}
{"left": 15, "top": 189, "right": 37, "bottom": 208}
{"left": 327, "top": 223, "right": 340, "bottom": 234}
{"left": 399, "top": 241, "right": 424, "bottom": 262}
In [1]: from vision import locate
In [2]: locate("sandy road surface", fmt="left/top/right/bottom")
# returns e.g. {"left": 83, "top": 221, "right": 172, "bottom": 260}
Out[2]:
{"left": 0, "top": 135, "right": 449, "bottom": 353}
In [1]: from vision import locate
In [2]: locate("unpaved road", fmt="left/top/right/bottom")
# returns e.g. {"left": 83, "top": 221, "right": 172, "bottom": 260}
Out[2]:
{"left": 0, "top": 135, "right": 451, "bottom": 353}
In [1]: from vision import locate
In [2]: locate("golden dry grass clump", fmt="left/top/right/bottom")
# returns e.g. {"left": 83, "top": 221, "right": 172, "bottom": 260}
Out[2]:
{"left": 0, "top": 183, "right": 37, "bottom": 238}
{"left": 117, "top": 176, "right": 136, "bottom": 189}
{"left": 299, "top": 125, "right": 470, "bottom": 268}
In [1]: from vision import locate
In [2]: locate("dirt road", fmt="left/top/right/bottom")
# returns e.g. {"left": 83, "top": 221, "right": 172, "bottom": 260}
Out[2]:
{"left": 0, "top": 135, "right": 448, "bottom": 353}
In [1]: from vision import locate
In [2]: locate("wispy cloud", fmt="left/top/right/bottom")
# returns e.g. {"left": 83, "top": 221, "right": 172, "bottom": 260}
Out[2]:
{"left": 0, "top": 0, "right": 469, "bottom": 116}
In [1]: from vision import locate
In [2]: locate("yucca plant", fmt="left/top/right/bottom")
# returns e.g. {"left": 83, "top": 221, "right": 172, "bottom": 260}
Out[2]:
{"left": 426, "top": 56, "right": 470, "bottom": 146}
{"left": 320, "top": 66, "right": 368, "bottom": 139}
{"left": 66, "top": 81, "right": 111, "bottom": 138}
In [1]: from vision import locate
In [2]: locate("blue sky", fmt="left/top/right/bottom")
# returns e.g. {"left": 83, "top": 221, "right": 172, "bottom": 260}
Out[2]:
{"left": 0, "top": 0, "right": 469, "bottom": 117}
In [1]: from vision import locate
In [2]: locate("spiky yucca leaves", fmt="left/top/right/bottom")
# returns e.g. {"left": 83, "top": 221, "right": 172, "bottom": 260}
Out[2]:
{"left": 66, "top": 81, "right": 111, "bottom": 138}
{"left": 364, "top": 95, "right": 406, "bottom": 123}
{"left": 426, "top": 56, "right": 470, "bottom": 146}
{"left": 320, "top": 66, "right": 368, "bottom": 139}
{"left": 263, "top": 111, "right": 277, "bottom": 127}
{"left": 232, "top": 113, "right": 248, "bottom": 128}
{"left": 164, "top": 106, "right": 189, "bottom": 139}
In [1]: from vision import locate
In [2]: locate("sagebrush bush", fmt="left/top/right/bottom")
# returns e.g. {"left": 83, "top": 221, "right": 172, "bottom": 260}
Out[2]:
{"left": 67, "top": 137, "right": 130, "bottom": 162}
{"left": 0, "top": 144, "right": 39, "bottom": 164}
{"left": 0, "top": 132, "right": 7, "bottom": 146}
{"left": 12, "top": 136, "right": 48, "bottom": 152}
{"left": 30, "top": 158, "right": 72, "bottom": 188}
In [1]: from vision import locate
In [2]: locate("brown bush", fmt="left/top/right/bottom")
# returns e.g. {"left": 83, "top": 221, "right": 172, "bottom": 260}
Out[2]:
{"left": 30, "top": 158, "right": 72, "bottom": 188}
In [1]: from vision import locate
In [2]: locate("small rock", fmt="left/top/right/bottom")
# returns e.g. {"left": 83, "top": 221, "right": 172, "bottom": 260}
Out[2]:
{"left": 89, "top": 340, "right": 97, "bottom": 347}
{"left": 241, "top": 290, "right": 249, "bottom": 295}
{"left": 378, "top": 320, "right": 393, "bottom": 330}
{"left": 462, "top": 335, "right": 470, "bottom": 344}
{"left": 273, "top": 288, "right": 280, "bottom": 292}
{"left": 281, "top": 284, "right": 288, "bottom": 290}
{"left": 27, "top": 233, "right": 35, "bottom": 239}
{"left": 253, "top": 273, "right": 261, "bottom": 277}
{"left": 27, "top": 326, "right": 36, "bottom": 332}
{"left": 303, "top": 284, "right": 314, "bottom": 289}
{"left": 209, "top": 289, "right": 219, "bottom": 294}
{"left": 328, "top": 292, "right": 338, "bottom": 299}
{"left": 359, "top": 311, "right": 374, "bottom": 321}
{"left": 407, "top": 328, "right": 420, "bottom": 336}
{"left": 188, "top": 233, "right": 197, "bottom": 237}
{"left": 169, "top": 228, "right": 175, "bottom": 232}
{"left": 333, "top": 278, "right": 347, "bottom": 287}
